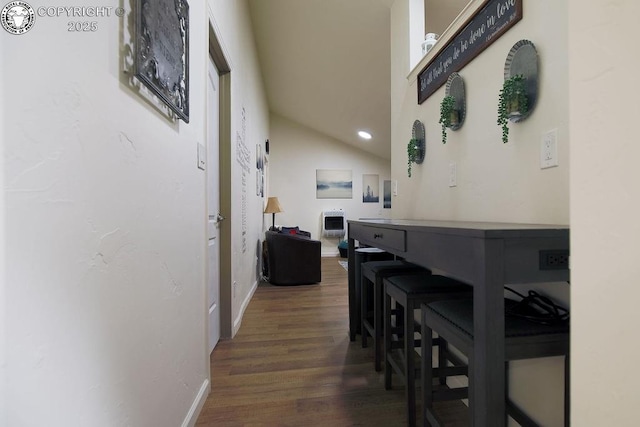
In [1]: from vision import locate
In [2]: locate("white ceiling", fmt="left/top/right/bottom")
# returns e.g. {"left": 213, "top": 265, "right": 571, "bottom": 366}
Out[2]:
{"left": 247, "top": 0, "right": 394, "bottom": 160}
{"left": 247, "top": 0, "right": 467, "bottom": 160}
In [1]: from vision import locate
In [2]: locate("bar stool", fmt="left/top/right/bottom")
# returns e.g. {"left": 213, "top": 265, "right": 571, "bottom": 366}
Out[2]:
{"left": 421, "top": 298, "right": 570, "bottom": 427}
{"left": 349, "top": 247, "right": 393, "bottom": 340}
{"left": 384, "top": 274, "right": 473, "bottom": 427}
{"left": 361, "top": 260, "right": 428, "bottom": 371}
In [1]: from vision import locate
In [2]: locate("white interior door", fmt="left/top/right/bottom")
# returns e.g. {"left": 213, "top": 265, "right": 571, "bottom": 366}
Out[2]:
{"left": 207, "top": 56, "right": 221, "bottom": 354}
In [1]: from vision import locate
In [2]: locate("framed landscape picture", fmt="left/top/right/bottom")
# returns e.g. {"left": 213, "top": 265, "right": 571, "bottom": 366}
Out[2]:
{"left": 316, "top": 169, "right": 352, "bottom": 199}
{"left": 362, "top": 174, "right": 379, "bottom": 203}
{"left": 383, "top": 180, "right": 391, "bottom": 208}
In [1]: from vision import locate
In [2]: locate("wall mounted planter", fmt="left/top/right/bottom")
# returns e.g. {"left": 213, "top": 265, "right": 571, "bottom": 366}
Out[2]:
{"left": 407, "top": 120, "right": 425, "bottom": 177}
{"left": 498, "top": 39, "right": 539, "bottom": 143}
{"left": 440, "top": 72, "right": 466, "bottom": 144}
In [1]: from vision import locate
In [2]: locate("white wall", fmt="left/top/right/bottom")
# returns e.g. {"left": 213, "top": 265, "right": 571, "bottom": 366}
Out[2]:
{"left": 395, "top": 0, "right": 569, "bottom": 225}
{"left": 425, "top": 0, "right": 469, "bottom": 37}
{"left": 0, "top": 32, "right": 6, "bottom": 425}
{"left": 207, "top": 0, "right": 270, "bottom": 336}
{"left": 392, "top": 1, "right": 569, "bottom": 425}
{"left": 569, "top": 1, "right": 640, "bottom": 425}
{"left": 268, "top": 114, "right": 391, "bottom": 256}
{"left": 3, "top": 2, "right": 210, "bottom": 426}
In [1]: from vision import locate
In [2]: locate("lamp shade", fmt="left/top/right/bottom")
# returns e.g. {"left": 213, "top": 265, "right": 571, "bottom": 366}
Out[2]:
{"left": 264, "top": 197, "right": 283, "bottom": 214}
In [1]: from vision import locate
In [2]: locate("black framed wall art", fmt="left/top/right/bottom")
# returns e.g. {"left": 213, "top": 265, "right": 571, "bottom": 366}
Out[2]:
{"left": 135, "top": 0, "right": 190, "bottom": 122}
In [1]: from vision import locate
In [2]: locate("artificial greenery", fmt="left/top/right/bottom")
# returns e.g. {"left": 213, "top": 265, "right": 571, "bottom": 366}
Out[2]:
{"left": 497, "top": 74, "right": 528, "bottom": 143}
{"left": 407, "top": 138, "right": 420, "bottom": 177}
{"left": 439, "top": 95, "right": 457, "bottom": 144}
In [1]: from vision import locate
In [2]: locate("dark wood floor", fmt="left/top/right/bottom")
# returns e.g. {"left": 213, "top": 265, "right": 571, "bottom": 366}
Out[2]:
{"left": 196, "top": 257, "right": 468, "bottom": 426}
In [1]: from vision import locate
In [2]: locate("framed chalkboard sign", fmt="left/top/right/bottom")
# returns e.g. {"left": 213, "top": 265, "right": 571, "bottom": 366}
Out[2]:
{"left": 418, "top": 0, "right": 522, "bottom": 104}
{"left": 135, "top": 0, "right": 190, "bottom": 122}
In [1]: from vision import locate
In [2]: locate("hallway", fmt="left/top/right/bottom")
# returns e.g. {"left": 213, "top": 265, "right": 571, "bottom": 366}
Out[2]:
{"left": 196, "top": 257, "right": 467, "bottom": 426}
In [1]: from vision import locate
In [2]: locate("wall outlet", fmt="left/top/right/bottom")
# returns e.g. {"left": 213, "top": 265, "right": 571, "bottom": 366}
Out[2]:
{"left": 449, "top": 162, "right": 457, "bottom": 187}
{"left": 539, "top": 250, "right": 570, "bottom": 270}
{"left": 541, "top": 129, "right": 558, "bottom": 169}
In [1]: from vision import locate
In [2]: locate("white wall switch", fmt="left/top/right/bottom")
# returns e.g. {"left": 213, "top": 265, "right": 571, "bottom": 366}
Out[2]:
{"left": 541, "top": 129, "right": 558, "bottom": 169}
{"left": 449, "top": 162, "right": 457, "bottom": 187}
{"left": 393, "top": 180, "right": 398, "bottom": 196}
{"left": 197, "top": 143, "right": 206, "bottom": 170}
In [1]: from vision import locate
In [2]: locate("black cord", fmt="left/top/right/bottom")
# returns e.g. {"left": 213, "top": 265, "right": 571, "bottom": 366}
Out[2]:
{"left": 504, "top": 287, "right": 569, "bottom": 325}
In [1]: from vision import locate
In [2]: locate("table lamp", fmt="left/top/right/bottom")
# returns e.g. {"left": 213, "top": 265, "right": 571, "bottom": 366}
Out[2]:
{"left": 264, "top": 197, "right": 283, "bottom": 230}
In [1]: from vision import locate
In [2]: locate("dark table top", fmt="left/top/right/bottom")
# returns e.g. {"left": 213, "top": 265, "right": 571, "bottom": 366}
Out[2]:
{"left": 348, "top": 218, "right": 569, "bottom": 239}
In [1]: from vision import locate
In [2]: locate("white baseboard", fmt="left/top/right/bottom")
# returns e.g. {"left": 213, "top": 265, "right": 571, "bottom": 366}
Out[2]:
{"left": 232, "top": 279, "right": 258, "bottom": 337}
{"left": 321, "top": 250, "right": 340, "bottom": 257}
{"left": 181, "top": 379, "right": 210, "bottom": 427}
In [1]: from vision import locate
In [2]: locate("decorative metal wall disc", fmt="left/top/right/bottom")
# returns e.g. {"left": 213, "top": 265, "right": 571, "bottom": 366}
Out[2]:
{"left": 411, "top": 120, "right": 426, "bottom": 164}
{"left": 445, "top": 72, "right": 466, "bottom": 130}
{"left": 504, "top": 39, "right": 539, "bottom": 122}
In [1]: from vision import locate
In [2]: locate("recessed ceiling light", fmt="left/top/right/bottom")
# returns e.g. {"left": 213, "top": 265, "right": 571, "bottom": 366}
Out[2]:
{"left": 358, "top": 131, "right": 372, "bottom": 140}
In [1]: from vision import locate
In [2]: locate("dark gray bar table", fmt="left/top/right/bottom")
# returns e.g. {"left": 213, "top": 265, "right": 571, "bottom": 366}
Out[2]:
{"left": 347, "top": 219, "right": 569, "bottom": 427}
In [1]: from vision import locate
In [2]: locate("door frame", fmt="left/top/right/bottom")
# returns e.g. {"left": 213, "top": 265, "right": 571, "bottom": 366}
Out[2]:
{"left": 206, "top": 55, "right": 221, "bottom": 354}
{"left": 207, "top": 18, "right": 233, "bottom": 342}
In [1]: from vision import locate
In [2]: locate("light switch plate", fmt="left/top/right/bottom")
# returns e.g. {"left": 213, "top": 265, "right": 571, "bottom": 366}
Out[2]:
{"left": 449, "top": 162, "right": 457, "bottom": 187}
{"left": 197, "top": 143, "right": 206, "bottom": 170}
{"left": 541, "top": 129, "right": 558, "bottom": 169}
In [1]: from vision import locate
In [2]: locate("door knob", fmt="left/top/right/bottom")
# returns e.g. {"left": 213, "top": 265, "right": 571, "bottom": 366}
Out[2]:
{"left": 209, "top": 214, "right": 225, "bottom": 223}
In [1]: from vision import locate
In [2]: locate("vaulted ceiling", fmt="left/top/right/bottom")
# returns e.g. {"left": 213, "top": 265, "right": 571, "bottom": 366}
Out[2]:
{"left": 247, "top": 0, "right": 394, "bottom": 160}
{"left": 247, "top": 0, "right": 467, "bottom": 160}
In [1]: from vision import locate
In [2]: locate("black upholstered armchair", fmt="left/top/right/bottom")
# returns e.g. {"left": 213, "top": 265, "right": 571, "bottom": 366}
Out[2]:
{"left": 264, "top": 230, "right": 321, "bottom": 285}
